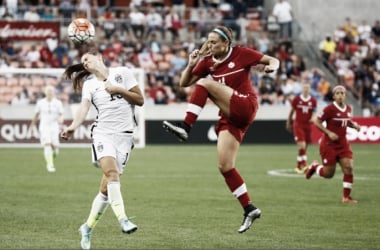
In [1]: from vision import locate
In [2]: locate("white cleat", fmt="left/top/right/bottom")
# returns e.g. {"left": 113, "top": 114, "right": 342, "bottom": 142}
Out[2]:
{"left": 119, "top": 218, "right": 138, "bottom": 234}
{"left": 162, "top": 121, "right": 189, "bottom": 142}
{"left": 79, "top": 223, "right": 92, "bottom": 250}
{"left": 238, "top": 208, "right": 261, "bottom": 233}
{"left": 46, "top": 166, "right": 56, "bottom": 173}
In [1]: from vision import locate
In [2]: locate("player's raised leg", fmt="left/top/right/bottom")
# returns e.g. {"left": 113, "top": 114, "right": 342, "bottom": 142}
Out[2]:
{"left": 163, "top": 84, "right": 209, "bottom": 141}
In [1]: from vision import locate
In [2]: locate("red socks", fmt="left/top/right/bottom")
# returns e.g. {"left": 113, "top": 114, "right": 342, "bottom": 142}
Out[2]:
{"left": 343, "top": 174, "right": 354, "bottom": 198}
{"left": 222, "top": 168, "right": 251, "bottom": 208}
{"left": 298, "top": 148, "right": 306, "bottom": 167}
{"left": 184, "top": 84, "right": 208, "bottom": 127}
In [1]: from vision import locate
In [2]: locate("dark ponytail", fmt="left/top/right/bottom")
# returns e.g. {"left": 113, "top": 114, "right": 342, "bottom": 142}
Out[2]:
{"left": 63, "top": 42, "right": 98, "bottom": 92}
{"left": 63, "top": 63, "right": 91, "bottom": 92}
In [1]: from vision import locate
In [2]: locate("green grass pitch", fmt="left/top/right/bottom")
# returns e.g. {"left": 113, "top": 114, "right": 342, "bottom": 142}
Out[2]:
{"left": 0, "top": 144, "right": 379, "bottom": 249}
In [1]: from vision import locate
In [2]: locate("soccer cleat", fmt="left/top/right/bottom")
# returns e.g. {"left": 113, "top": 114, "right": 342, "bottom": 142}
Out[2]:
{"left": 342, "top": 196, "right": 358, "bottom": 204}
{"left": 305, "top": 161, "right": 319, "bottom": 179}
{"left": 79, "top": 223, "right": 92, "bottom": 250}
{"left": 238, "top": 208, "right": 261, "bottom": 233}
{"left": 119, "top": 218, "right": 138, "bottom": 234}
{"left": 46, "top": 166, "right": 56, "bottom": 173}
{"left": 162, "top": 121, "right": 189, "bottom": 142}
{"left": 294, "top": 166, "right": 307, "bottom": 174}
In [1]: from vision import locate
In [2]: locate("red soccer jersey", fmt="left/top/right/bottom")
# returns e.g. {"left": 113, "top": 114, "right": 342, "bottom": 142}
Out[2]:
{"left": 291, "top": 95, "right": 317, "bottom": 124}
{"left": 192, "top": 46, "right": 264, "bottom": 96}
{"left": 317, "top": 101, "right": 353, "bottom": 145}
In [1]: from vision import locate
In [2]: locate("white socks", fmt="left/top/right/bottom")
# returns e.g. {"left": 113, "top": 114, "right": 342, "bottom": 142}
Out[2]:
{"left": 86, "top": 192, "right": 109, "bottom": 228}
{"left": 107, "top": 181, "right": 127, "bottom": 221}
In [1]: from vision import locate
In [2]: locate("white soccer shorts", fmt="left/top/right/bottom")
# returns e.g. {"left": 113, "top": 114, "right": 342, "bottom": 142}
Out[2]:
{"left": 39, "top": 125, "right": 60, "bottom": 146}
{"left": 91, "top": 132, "right": 134, "bottom": 174}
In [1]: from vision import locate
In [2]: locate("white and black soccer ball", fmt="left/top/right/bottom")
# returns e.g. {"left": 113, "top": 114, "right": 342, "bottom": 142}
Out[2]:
{"left": 67, "top": 18, "right": 95, "bottom": 45}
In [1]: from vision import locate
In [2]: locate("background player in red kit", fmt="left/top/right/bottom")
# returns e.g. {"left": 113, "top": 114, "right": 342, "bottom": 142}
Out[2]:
{"left": 286, "top": 82, "right": 317, "bottom": 173}
{"left": 162, "top": 26, "right": 280, "bottom": 233}
{"left": 305, "top": 85, "right": 361, "bottom": 204}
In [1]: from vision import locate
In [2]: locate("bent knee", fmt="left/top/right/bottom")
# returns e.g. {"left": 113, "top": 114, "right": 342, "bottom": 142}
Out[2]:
{"left": 197, "top": 78, "right": 215, "bottom": 87}
{"left": 342, "top": 165, "right": 354, "bottom": 174}
{"left": 100, "top": 187, "right": 108, "bottom": 195}
{"left": 104, "top": 168, "right": 119, "bottom": 179}
{"left": 217, "top": 162, "right": 233, "bottom": 173}
{"left": 323, "top": 168, "right": 335, "bottom": 178}
{"left": 324, "top": 174, "right": 334, "bottom": 179}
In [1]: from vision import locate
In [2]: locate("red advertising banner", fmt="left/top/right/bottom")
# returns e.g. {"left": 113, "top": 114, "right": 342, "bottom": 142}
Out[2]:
{"left": 0, "top": 119, "right": 92, "bottom": 144}
{"left": 311, "top": 117, "right": 380, "bottom": 144}
{"left": 0, "top": 21, "right": 60, "bottom": 40}
{"left": 1, "top": 117, "right": 379, "bottom": 146}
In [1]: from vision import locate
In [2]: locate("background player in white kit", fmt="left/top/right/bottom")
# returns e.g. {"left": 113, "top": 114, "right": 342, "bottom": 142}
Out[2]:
{"left": 61, "top": 45, "right": 144, "bottom": 250}
{"left": 31, "top": 85, "right": 64, "bottom": 173}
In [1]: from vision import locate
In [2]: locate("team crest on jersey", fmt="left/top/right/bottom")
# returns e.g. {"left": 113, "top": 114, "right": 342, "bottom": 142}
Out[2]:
{"left": 115, "top": 74, "right": 122, "bottom": 84}
{"left": 97, "top": 142, "right": 104, "bottom": 152}
{"left": 228, "top": 62, "right": 235, "bottom": 68}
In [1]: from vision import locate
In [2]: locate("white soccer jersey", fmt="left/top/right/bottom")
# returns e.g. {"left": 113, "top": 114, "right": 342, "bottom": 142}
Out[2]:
{"left": 82, "top": 67, "right": 138, "bottom": 134}
{"left": 35, "top": 97, "right": 64, "bottom": 130}
{"left": 35, "top": 97, "right": 63, "bottom": 145}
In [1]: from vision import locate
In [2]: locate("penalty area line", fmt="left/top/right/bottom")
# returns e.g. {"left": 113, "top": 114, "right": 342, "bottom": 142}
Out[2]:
{"left": 267, "top": 169, "right": 371, "bottom": 180}
{"left": 267, "top": 169, "right": 304, "bottom": 178}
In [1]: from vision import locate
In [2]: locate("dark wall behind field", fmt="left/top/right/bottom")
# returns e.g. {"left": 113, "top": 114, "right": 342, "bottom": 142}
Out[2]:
{"left": 148, "top": 120, "right": 294, "bottom": 144}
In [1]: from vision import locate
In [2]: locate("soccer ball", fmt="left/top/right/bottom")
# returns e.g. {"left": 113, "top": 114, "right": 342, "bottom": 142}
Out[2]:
{"left": 67, "top": 18, "right": 95, "bottom": 45}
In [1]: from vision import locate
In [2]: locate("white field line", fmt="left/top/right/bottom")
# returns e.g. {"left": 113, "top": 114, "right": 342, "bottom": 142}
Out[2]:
{"left": 267, "top": 169, "right": 372, "bottom": 180}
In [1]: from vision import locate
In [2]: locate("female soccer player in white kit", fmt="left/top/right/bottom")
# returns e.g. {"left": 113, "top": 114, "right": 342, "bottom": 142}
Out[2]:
{"left": 61, "top": 46, "right": 144, "bottom": 250}
{"left": 31, "top": 85, "right": 64, "bottom": 173}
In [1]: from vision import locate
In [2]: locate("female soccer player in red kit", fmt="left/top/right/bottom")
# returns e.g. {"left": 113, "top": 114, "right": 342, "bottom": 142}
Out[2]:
{"left": 286, "top": 82, "right": 317, "bottom": 173}
{"left": 163, "top": 26, "right": 280, "bottom": 233}
{"left": 305, "top": 85, "right": 361, "bottom": 203}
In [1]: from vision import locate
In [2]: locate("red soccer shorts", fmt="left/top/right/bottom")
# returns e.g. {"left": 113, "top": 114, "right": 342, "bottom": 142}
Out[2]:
{"left": 215, "top": 91, "right": 258, "bottom": 143}
{"left": 319, "top": 140, "right": 353, "bottom": 166}
{"left": 293, "top": 122, "right": 312, "bottom": 143}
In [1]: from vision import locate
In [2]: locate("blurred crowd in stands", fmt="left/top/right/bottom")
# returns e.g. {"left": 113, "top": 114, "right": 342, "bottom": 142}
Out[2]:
{"left": 319, "top": 17, "right": 380, "bottom": 116}
{"left": 1, "top": 1, "right": 378, "bottom": 116}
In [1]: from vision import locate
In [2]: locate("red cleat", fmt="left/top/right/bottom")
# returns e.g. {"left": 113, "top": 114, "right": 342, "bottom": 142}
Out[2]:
{"left": 342, "top": 196, "right": 358, "bottom": 204}
{"left": 305, "top": 160, "right": 319, "bottom": 179}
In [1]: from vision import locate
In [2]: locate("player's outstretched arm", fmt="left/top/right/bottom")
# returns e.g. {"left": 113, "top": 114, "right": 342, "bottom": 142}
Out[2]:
{"left": 314, "top": 118, "right": 338, "bottom": 141}
{"left": 61, "top": 99, "right": 91, "bottom": 140}
{"left": 348, "top": 120, "right": 361, "bottom": 132}
{"left": 260, "top": 55, "right": 280, "bottom": 73}
{"left": 179, "top": 49, "right": 201, "bottom": 87}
